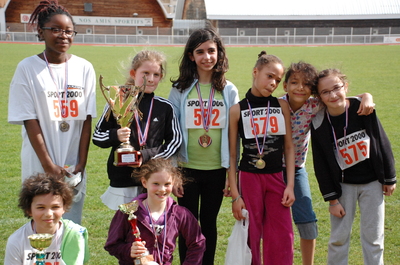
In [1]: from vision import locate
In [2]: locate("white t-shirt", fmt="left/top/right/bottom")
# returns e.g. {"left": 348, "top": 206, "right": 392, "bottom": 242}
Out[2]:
{"left": 8, "top": 55, "right": 96, "bottom": 194}
{"left": 4, "top": 221, "right": 66, "bottom": 265}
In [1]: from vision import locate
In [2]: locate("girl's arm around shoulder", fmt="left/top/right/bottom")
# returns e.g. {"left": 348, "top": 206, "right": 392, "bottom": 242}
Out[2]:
{"left": 355, "top": 93, "right": 374, "bottom": 116}
{"left": 177, "top": 206, "right": 206, "bottom": 265}
{"left": 278, "top": 99, "right": 295, "bottom": 207}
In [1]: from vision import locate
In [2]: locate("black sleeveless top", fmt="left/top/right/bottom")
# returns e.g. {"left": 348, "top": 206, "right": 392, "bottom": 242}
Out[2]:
{"left": 238, "top": 89, "right": 284, "bottom": 173}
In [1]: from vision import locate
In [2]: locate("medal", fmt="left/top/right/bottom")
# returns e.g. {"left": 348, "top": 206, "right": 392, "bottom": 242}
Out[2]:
{"left": 59, "top": 121, "right": 70, "bottom": 132}
{"left": 247, "top": 99, "right": 270, "bottom": 169}
{"left": 198, "top": 133, "right": 212, "bottom": 148}
{"left": 195, "top": 82, "right": 215, "bottom": 148}
{"left": 255, "top": 154, "right": 266, "bottom": 169}
{"left": 135, "top": 97, "right": 154, "bottom": 150}
{"left": 43, "top": 51, "right": 69, "bottom": 121}
{"left": 256, "top": 158, "right": 266, "bottom": 169}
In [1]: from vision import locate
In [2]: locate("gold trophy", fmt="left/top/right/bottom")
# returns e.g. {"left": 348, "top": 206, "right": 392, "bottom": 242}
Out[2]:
{"left": 99, "top": 75, "right": 146, "bottom": 167}
{"left": 119, "top": 201, "right": 154, "bottom": 264}
{"left": 28, "top": 233, "right": 54, "bottom": 265}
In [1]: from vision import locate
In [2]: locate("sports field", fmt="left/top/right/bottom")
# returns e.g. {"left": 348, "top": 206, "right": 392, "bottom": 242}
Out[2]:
{"left": 0, "top": 42, "right": 399, "bottom": 264}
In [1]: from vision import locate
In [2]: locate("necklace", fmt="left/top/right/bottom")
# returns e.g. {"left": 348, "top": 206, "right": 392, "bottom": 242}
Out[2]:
{"left": 134, "top": 97, "right": 154, "bottom": 150}
{"left": 145, "top": 200, "right": 167, "bottom": 264}
{"left": 195, "top": 82, "right": 215, "bottom": 148}
{"left": 327, "top": 103, "right": 349, "bottom": 182}
{"left": 246, "top": 99, "right": 271, "bottom": 169}
{"left": 43, "top": 51, "right": 69, "bottom": 132}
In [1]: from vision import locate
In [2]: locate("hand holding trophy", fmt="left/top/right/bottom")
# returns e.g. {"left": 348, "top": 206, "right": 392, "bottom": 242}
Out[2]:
{"left": 99, "top": 75, "right": 145, "bottom": 167}
{"left": 119, "top": 201, "right": 155, "bottom": 264}
{"left": 28, "top": 233, "right": 54, "bottom": 265}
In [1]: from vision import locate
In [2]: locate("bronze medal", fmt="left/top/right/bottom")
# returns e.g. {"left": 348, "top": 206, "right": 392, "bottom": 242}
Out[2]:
{"left": 198, "top": 133, "right": 212, "bottom": 148}
{"left": 60, "top": 121, "right": 70, "bottom": 132}
{"left": 255, "top": 158, "right": 266, "bottom": 169}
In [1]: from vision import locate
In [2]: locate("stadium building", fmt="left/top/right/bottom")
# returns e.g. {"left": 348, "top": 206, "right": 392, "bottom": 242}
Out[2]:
{"left": 1, "top": 0, "right": 399, "bottom": 44}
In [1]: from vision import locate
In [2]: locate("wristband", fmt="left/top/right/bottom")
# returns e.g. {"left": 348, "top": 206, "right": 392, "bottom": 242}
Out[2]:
{"left": 231, "top": 195, "right": 242, "bottom": 203}
{"left": 329, "top": 202, "right": 340, "bottom": 207}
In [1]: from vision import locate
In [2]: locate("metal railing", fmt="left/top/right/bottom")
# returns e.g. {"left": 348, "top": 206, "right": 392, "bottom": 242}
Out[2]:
{"left": 1, "top": 31, "right": 399, "bottom": 45}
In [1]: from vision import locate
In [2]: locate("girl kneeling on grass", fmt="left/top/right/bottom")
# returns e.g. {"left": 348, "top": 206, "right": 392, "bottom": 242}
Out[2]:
{"left": 105, "top": 158, "right": 205, "bottom": 265}
{"left": 5, "top": 173, "right": 89, "bottom": 265}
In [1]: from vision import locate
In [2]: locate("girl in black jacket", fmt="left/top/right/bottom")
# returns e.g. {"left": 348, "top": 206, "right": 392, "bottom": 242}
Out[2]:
{"left": 311, "top": 68, "right": 396, "bottom": 265}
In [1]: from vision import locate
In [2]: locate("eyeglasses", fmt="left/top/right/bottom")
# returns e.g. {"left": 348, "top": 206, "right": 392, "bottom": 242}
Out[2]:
{"left": 319, "top": 84, "right": 345, "bottom": 97}
{"left": 41, "top": 27, "right": 77, "bottom": 38}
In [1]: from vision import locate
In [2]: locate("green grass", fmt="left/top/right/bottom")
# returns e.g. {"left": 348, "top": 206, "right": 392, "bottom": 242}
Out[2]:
{"left": 0, "top": 43, "right": 399, "bottom": 264}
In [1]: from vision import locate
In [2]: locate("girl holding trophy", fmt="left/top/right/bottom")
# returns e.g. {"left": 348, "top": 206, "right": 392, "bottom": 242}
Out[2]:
{"left": 105, "top": 158, "right": 205, "bottom": 265}
{"left": 5, "top": 173, "right": 89, "bottom": 264}
{"left": 93, "top": 50, "right": 182, "bottom": 211}
{"left": 7, "top": 0, "right": 96, "bottom": 225}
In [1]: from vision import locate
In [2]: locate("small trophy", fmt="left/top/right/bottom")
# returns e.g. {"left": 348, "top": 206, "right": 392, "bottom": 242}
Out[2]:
{"left": 28, "top": 233, "right": 54, "bottom": 265}
{"left": 119, "top": 201, "right": 154, "bottom": 264}
{"left": 99, "top": 75, "right": 145, "bottom": 167}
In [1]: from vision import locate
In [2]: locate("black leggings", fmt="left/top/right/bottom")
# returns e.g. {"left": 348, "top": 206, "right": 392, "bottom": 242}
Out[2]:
{"left": 178, "top": 167, "right": 226, "bottom": 265}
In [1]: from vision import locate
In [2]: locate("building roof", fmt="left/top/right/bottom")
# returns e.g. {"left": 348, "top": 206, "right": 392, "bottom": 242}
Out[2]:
{"left": 204, "top": 0, "right": 400, "bottom": 20}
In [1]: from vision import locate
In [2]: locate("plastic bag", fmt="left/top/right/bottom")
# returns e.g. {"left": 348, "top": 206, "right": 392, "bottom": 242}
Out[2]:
{"left": 224, "top": 209, "right": 252, "bottom": 265}
{"left": 64, "top": 165, "right": 82, "bottom": 187}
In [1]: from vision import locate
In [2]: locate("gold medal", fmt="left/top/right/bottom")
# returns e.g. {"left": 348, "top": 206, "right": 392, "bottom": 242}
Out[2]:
{"left": 198, "top": 133, "right": 212, "bottom": 148}
{"left": 59, "top": 121, "right": 70, "bottom": 132}
{"left": 255, "top": 158, "right": 266, "bottom": 169}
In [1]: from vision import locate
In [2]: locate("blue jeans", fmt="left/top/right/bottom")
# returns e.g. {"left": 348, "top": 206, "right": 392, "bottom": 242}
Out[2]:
{"left": 284, "top": 167, "right": 318, "bottom": 240}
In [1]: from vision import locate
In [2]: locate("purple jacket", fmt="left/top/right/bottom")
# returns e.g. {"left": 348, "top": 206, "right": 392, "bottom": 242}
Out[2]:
{"left": 104, "top": 193, "right": 205, "bottom": 265}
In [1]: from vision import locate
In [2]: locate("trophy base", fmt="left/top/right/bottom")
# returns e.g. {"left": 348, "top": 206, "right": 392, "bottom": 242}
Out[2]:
{"left": 134, "top": 254, "right": 154, "bottom": 264}
{"left": 114, "top": 144, "right": 142, "bottom": 168}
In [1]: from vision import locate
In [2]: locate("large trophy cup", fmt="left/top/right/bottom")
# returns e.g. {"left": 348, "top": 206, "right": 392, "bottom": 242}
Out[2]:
{"left": 99, "top": 75, "right": 145, "bottom": 167}
{"left": 119, "top": 201, "right": 154, "bottom": 264}
{"left": 28, "top": 233, "right": 54, "bottom": 265}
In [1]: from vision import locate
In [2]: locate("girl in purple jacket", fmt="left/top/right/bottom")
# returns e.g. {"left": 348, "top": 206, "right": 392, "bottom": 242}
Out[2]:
{"left": 105, "top": 158, "right": 205, "bottom": 265}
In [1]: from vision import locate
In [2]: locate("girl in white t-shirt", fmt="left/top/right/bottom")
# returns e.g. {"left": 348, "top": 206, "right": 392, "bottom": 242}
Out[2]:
{"left": 4, "top": 173, "right": 89, "bottom": 265}
{"left": 7, "top": 0, "right": 96, "bottom": 224}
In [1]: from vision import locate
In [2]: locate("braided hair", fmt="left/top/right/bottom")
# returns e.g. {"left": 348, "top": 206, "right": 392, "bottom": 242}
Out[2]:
{"left": 29, "top": 0, "right": 74, "bottom": 40}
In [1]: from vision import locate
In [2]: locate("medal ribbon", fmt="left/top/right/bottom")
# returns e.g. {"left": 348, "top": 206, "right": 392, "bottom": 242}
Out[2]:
{"left": 145, "top": 201, "right": 167, "bottom": 264}
{"left": 43, "top": 51, "right": 68, "bottom": 118}
{"left": 247, "top": 99, "right": 270, "bottom": 156}
{"left": 326, "top": 103, "right": 348, "bottom": 181}
{"left": 134, "top": 97, "right": 154, "bottom": 148}
{"left": 195, "top": 82, "right": 215, "bottom": 132}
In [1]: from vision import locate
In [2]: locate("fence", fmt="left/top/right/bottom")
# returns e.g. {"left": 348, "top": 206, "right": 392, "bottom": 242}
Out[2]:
{"left": 1, "top": 31, "right": 400, "bottom": 45}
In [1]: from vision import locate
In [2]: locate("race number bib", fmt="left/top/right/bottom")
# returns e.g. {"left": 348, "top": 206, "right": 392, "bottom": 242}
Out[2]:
{"left": 46, "top": 87, "right": 86, "bottom": 121}
{"left": 185, "top": 98, "right": 226, "bottom": 129}
{"left": 334, "top": 129, "right": 370, "bottom": 170}
{"left": 241, "top": 106, "right": 286, "bottom": 139}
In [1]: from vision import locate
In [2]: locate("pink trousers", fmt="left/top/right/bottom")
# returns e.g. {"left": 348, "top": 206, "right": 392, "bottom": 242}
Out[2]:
{"left": 239, "top": 171, "right": 294, "bottom": 265}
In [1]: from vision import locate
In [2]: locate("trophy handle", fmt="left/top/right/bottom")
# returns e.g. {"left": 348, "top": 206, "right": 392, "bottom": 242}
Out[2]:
{"left": 98, "top": 75, "right": 113, "bottom": 107}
